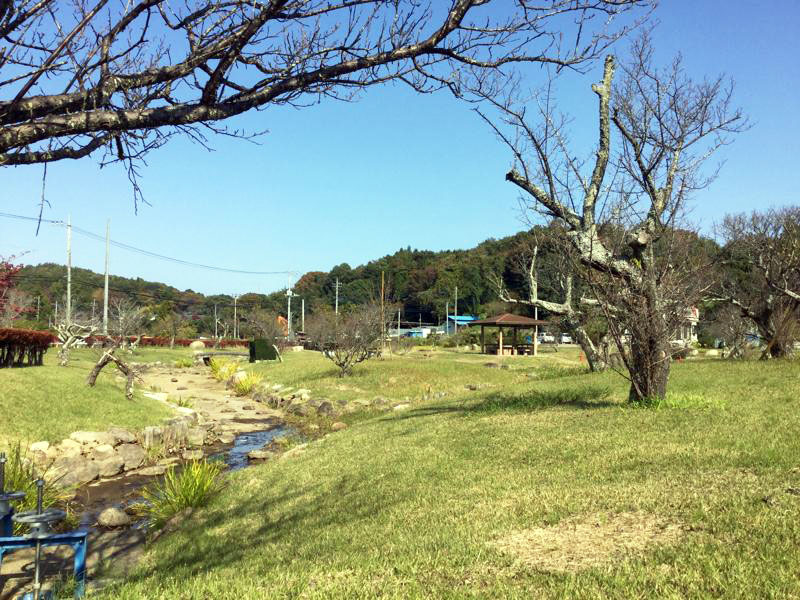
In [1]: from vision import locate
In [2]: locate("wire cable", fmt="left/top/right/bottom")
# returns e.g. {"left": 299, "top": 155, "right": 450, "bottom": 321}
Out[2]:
{"left": 0, "top": 212, "right": 296, "bottom": 276}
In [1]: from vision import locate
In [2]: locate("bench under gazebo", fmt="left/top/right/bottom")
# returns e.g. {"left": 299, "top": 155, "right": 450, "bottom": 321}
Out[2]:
{"left": 468, "top": 313, "right": 548, "bottom": 356}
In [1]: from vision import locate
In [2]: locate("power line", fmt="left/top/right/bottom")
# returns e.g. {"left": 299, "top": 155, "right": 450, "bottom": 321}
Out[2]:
{"left": 0, "top": 212, "right": 296, "bottom": 276}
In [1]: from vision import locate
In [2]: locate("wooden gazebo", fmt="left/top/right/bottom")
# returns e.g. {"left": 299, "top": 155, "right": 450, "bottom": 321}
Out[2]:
{"left": 468, "top": 313, "right": 548, "bottom": 356}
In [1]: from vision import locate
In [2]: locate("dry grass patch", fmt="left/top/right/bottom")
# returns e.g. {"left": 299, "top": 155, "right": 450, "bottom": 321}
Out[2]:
{"left": 491, "top": 512, "right": 685, "bottom": 573}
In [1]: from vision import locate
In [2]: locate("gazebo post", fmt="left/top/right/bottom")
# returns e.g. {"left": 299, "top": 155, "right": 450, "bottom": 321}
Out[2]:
{"left": 480, "top": 325, "right": 485, "bottom": 354}
{"left": 513, "top": 326, "right": 518, "bottom": 355}
{"left": 498, "top": 327, "right": 503, "bottom": 356}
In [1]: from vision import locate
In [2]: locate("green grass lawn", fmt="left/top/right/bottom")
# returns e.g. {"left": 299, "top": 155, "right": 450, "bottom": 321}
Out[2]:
{"left": 100, "top": 356, "right": 800, "bottom": 599}
{"left": 0, "top": 347, "right": 179, "bottom": 446}
{"left": 248, "top": 345, "right": 588, "bottom": 406}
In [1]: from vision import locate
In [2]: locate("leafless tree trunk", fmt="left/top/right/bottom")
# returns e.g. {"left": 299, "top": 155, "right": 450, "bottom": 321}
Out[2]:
{"left": 87, "top": 347, "right": 138, "bottom": 400}
{"left": 55, "top": 321, "right": 96, "bottom": 366}
{"left": 481, "top": 34, "right": 746, "bottom": 403}
{"left": 491, "top": 234, "right": 608, "bottom": 371}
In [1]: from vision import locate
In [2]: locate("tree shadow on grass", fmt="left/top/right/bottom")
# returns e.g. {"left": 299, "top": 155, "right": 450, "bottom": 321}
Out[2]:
{"left": 389, "top": 385, "right": 617, "bottom": 422}
{"left": 102, "top": 472, "right": 410, "bottom": 593}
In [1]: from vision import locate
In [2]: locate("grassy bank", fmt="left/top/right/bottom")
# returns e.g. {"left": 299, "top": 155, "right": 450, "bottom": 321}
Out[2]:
{"left": 0, "top": 347, "right": 177, "bottom": 446}
{"left": 101, "top": 358, "right": 800, "bottom": 598}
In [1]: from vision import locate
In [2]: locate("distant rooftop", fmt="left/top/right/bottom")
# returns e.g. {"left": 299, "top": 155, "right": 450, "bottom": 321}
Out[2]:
{"left": 446, "top": 315, "right": 477, "bottom": 323}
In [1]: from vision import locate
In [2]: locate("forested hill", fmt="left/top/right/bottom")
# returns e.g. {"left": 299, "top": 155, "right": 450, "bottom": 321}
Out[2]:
{"left": 12, "top": 227, "right": 578, "bottom": 332}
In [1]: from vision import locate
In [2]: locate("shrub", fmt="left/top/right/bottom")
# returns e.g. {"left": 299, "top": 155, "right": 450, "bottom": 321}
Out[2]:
{"left": 174, "top": 358, "right": 193, "bottom": 368}
{"left": 136, "top": 460, "right": 224, "bottom": 530}
{"left": 169, "top": 395, "right": 194, "bottom": 408}
{"left": 0, "top": 327, "right": 56, "bottom": 367}
{"left": 233, "top": 372, "right": 263, "bottom": 396}
{"left": 2, "top": 444, "right": 71, "bottom": 534}
{"left": 209, "top": 358, "right": 237, "bottom": 381}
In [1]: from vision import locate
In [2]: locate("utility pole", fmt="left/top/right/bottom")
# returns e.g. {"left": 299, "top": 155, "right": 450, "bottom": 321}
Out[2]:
{"left": 301, "top": 298, "right": 305, "bottom": 333}
{"left": 454, "top": 286, "right": 458, "bottom": 334}
{"left": 445, "top": 301, "right": 449, "bottom": 335}
{"left": 103, "top": 219, "right": 110, "bottom": 335}
{"left": 286, "top": 289, "right": 293, "bottom": 340}
{"left": 54, "top": 300, "right": 58, "bottom": 323}
{"left": 214, "top": 304, "right": 218, "bottom": 338}
{"left": 397, "top": 310, "right": 401, "bottom": 337}
{"left": 233, "top": 295, "right": 239, "bottom": 339}
{"left": 380, "top": 271, "right": 385, "bottom": 354}
{"left": 65, "top": 214, "right": 72, "bottom": 325}
{"left": 92, "top": 298, "right": 96, "bottom": 322}
{"left": 334, "top": 278, "right": 340, "bottom": 315}
{"left": 35, "top": 296, "right": 40, "bottom": 321}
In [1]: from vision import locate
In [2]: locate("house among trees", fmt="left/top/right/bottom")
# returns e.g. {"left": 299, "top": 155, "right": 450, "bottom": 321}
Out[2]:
{"left": 674, "top": 307, "right": 700, "bottom": 345}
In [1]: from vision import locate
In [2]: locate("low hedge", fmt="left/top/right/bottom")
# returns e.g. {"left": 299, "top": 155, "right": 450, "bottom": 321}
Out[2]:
{"left": 84, "top": 336, "right": 248, "bottom": 348}
{"left": 0, "top": 328, "right": 57, "bottom": 367}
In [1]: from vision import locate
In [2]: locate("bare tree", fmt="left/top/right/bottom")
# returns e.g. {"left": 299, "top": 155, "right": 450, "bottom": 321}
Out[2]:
{"left": 86, "top": 346, "right": 140, "bottom": 400}
{"left": 491, "top": 231, "right": 608, "bottom": 371}
{"left": 243, "top": 308, "right": 283, "bottom": 342}
{"left": 0, "top": 0, "right": 649, "bottom": 204}
{"left": 717, "top": 206, "right": 800, "bottom": 358}
{"left": 305, "top": 304, "right": 386, "bottom": 377}
{"left": 484, "top": 34, "right": 746, "bottom": 403}
{"left": 111, "top": 298, "right": 147, "bottom": 350}
{"left": 154, "top": 307, "right": 189, "bottom": 349}
{"left": 55, "top": 319, "right": 96, "bottom": 366}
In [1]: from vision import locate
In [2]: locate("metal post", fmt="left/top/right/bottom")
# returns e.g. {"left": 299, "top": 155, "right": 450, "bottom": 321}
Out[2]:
{"left": 233, "top": 295, "right": 238, "bottom": 339}
{"left": 65, "top": 215, "right": 72, "bottom": 326}
{"left": 286, "top": 290, "right": 293, "bottom": 340}
{"left": 454, "top": 286, "right": 458, "bottom": 334}
{"left": 33, "top": 479, "right": 44, "bottom": 600}
{"left": 301, "top": 298, "right": 305, "bottom": 333}
{"left": 397, "top": 310, "right": 400, "bottom": 338}
{"left": 103, "top": 219, "right": 110, "bottom": 335}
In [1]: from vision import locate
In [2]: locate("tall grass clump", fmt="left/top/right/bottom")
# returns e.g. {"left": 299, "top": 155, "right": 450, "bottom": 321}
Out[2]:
{"left": 2, "top": 444, "right": 70, "bottom": 534}
{"left": 209, "top": 358, "right": 237, "bottom": 382}
{"left": 233, "top": 372, "right": 263, "bottom": 396}
{"left": 174, "top": 358, "right": 193, "bottom": 368}
{"left": 138, "top": 460, "right": 224, "bottom": 530}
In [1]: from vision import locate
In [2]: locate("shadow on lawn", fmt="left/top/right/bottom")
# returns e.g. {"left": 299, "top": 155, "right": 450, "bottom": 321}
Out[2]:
{"left": 393, "top": 385, "right": 617, "bottom": 421}
{"left": 100, "top": 471, "right": 408, "bottom": 593}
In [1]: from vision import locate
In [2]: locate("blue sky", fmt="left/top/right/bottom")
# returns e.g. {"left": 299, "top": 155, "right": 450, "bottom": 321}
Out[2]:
{"left": 2, "top": 1, "right": 798, "bottom": 296}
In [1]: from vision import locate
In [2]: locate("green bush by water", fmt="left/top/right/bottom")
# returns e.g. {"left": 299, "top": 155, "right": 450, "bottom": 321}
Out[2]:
{"left": 137, "top": 460, "right": 225, "bottom": 531}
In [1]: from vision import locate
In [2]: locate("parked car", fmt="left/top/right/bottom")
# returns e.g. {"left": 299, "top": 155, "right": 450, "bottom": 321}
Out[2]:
{"left": 539, "top": 332, "right": 555, "bottom": 343}
{"left": 560, "top": 333, "right": 572, "bottom": 344}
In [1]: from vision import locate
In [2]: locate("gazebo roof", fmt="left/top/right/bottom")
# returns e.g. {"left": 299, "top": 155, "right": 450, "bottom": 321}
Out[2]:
{"left": 468, "top": 313, "right": 548, "bottom": 327}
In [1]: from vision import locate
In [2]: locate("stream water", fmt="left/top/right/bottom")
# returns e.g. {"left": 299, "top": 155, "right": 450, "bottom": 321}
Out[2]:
{"left": 74, "top": 424, "right": 295, "bottom": 527}
{"left": 212, "top": 425, "right": 292, "bottom": 471}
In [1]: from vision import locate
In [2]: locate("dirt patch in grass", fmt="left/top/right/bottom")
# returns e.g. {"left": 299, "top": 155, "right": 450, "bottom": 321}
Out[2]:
{"left": 491, "top": 512, "right": 685, "bottom": 573}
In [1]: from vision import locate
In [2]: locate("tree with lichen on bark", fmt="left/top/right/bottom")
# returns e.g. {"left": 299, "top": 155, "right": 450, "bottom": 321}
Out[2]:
{"left": 481, "top": 34, "right": 747, "bottom": 403}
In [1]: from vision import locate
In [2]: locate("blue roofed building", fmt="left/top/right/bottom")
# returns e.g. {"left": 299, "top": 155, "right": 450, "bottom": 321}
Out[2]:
{"left": 443, "top": 315, "right": 477, "bottom": 335}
